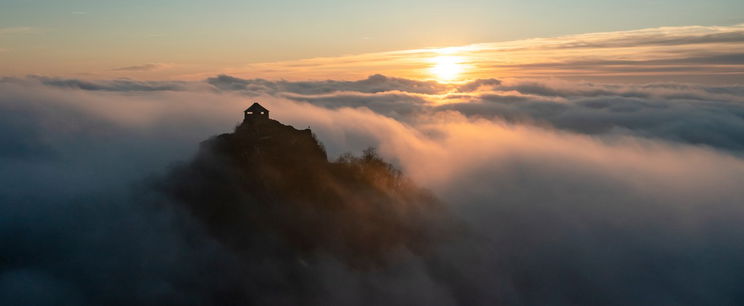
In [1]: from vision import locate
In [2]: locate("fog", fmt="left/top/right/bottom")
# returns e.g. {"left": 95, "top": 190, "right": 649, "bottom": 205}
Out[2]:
{"left": 2, "top": 75, "right": 744, "bottom": 305}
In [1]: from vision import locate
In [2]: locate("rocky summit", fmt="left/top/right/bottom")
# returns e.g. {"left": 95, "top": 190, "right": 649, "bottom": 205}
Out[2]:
{"left": 157, "top": 104, "right": 450, "bottom": 269}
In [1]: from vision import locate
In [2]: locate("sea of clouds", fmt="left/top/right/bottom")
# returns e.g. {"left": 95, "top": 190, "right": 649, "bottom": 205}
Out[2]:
{"left": 2, "top": 74, "right": 744, "bottom": 305}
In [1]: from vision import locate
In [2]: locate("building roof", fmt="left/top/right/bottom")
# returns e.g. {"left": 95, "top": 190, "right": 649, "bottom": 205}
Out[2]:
{"left": 246, "top": 102, "right": 269, "bottom": 113}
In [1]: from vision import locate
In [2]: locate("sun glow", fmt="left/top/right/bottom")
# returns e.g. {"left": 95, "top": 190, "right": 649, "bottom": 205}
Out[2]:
{"left": 429, "top": 55, "right": 466, "bottom": 82}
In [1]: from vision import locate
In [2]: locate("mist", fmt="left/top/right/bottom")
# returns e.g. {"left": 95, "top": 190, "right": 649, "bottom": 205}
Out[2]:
{"left": 2, "top": 76, "right": 744, "bottom": 305}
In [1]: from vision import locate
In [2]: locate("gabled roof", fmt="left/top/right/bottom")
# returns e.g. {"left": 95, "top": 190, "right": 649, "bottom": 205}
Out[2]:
{"left": 246, "top": 102, "right": 268, "bottom": 113}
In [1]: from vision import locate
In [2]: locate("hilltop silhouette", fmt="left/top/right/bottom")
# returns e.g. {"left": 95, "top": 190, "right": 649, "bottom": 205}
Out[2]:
{"left": 157, "top": 103, "right": 451, "bottom": 269}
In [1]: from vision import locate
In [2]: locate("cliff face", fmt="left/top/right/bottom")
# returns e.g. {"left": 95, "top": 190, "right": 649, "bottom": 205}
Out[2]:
{"left": 159, "top": 115, "right": 449, "bottom": 268}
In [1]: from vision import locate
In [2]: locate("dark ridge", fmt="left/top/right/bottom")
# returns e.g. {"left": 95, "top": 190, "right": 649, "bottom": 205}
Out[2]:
{"left": 157, "top": 104, "right": 451, "bottom": 269}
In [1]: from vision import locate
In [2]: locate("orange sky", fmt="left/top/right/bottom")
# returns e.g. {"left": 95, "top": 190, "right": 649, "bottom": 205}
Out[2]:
{"left": 2, "top": 24, "right": 743, "bottom": 84}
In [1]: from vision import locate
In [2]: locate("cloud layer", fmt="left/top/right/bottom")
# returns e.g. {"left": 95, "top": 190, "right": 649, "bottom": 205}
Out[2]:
{"left": 2, "top": 75, "right": 744, "bottom": 305}
{"left": 203, "top": 74, "right": 744, "bottom": 153}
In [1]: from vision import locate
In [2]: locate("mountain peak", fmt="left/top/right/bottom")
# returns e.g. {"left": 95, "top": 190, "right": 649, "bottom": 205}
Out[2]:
{"left": 232, "top": 103, "right": 327, "bottom": 162}
{"left": 159, "top": 103, "right": 448, "bottom": 268}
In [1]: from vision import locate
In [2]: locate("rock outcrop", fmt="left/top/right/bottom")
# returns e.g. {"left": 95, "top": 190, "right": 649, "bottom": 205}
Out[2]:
{"left": 158, "top": 114, "right": 450, "bottom": 268}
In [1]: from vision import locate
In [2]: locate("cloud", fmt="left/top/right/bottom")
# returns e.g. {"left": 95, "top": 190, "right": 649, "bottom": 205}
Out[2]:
{"left": 26, "top": 76, "right": 187, "bottom": 91}
{"left": 3, "top": 23, "right": 743, "bottom": 81}
{"left": 455, "top": 78, "right": 501, "bottom": 92}
{"left": 2, "top": 76, "right": 744, "bottom": 304}
{"left": 0, "top": 81, "right": 256, "bottom": 305}
{"left": 9, "top": 74, "right": 744, "bottom": 152}
{"left": 249, "top": 98, "right": 744, "bottom": 305}
{"left": 202, "top": 74, "right": 744, "bottom": 153}
{"left": 207, "top": 74, "right": 448, "bottom": 95}
{"left": 230, "top": 24, "right": 744, "bottom": 82}
{"left": 112, "top": 63, "right": 171, "bottom": 72}
{"left": 542, "top": 25, "right": 744, "bottom": 49}
{"left": 436, "top": 80, "right": 744, "bottom": 152}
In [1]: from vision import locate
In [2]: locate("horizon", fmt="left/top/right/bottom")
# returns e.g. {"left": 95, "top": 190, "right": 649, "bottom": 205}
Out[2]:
{"left": 3, "top": 23, "right": 744, "bottom": 83}
{"left": 2, "top": 1, "right": 744, "bottom": 305}
{"left": 2, "top": 0, "right": 744, "bottom": 83}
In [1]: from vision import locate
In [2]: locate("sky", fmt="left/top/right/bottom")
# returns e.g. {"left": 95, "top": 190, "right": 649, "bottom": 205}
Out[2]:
{"left": 1, "top": 0, "right": 743, "bottom": 81}
{"left": 3, "top": 1, "right": 744, "bottom": 305}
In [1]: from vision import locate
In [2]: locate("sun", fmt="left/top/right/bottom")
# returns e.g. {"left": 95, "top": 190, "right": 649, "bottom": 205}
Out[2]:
{"left": 429, "top": 55, "right": 465, "bottom": 82}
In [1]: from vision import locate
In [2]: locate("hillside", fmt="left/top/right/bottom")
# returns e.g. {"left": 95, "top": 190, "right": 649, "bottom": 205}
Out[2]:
{"left": 157, "top": 110, "right": 450, "bottom": 268}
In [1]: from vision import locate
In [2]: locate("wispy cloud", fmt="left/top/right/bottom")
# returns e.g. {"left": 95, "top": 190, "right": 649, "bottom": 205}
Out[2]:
{"left": 28, "top": 75, "right": 185, "bottom": 91}
{"left": 229, "top": 24, "right": 744, "bottom": 82}
{"left": 111, "top": 63, "right": 171, "bottom": 72}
